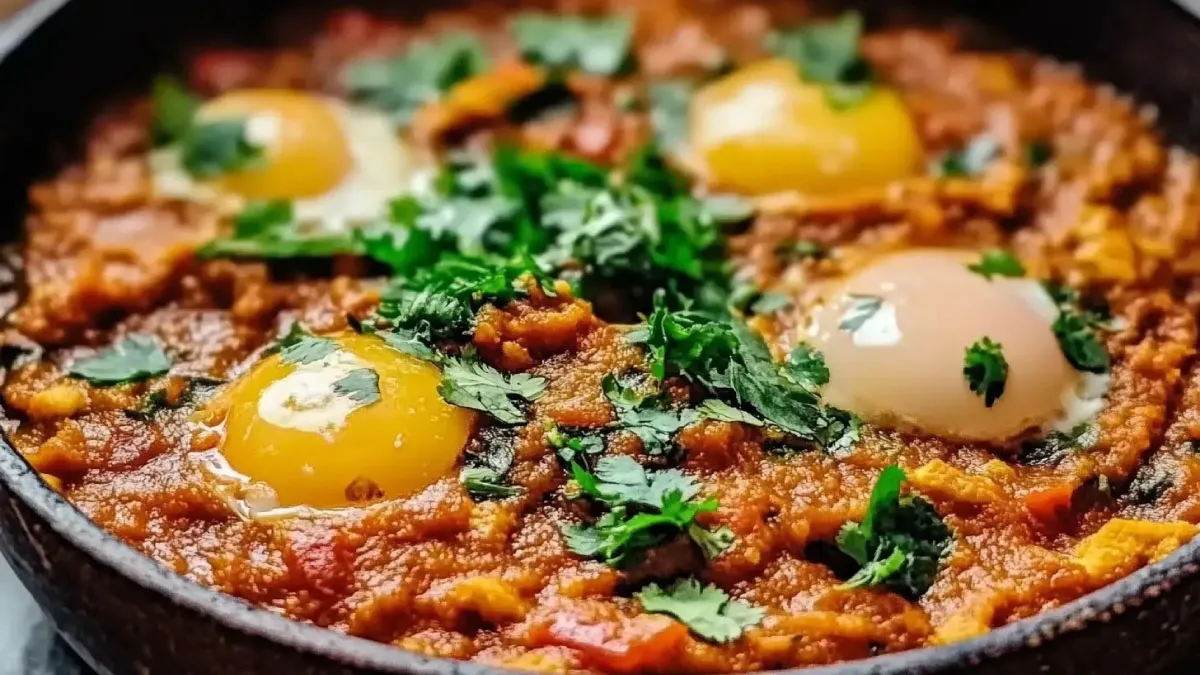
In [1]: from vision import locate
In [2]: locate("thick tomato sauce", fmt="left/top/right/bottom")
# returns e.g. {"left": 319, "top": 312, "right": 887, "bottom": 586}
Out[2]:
{"left": 4, "top": 1, "right": 1200, "bottom": 673}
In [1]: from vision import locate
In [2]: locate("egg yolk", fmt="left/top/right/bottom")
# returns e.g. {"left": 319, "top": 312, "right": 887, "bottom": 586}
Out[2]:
{"left": 808, "top": 249, "right": 1074, "bottom": 442}
{"left": 689, "top": 59, "right": 922, "bottom": 195}
{"left": 198, "top": 89, "right": 353, "bottom": 199}
{"left": 205, "top": 333, "right": 474, "bottom": 511}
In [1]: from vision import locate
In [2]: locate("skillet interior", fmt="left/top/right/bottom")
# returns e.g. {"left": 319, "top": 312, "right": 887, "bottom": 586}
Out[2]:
{"left": 3, "top": 0, "right": 1200, "bottom": 674}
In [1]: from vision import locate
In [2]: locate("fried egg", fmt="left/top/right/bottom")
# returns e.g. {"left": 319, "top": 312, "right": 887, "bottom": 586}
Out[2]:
{"left": 152, "top": 89, "right": 416, "bottom": 233}
{"left": 689, "top": 59, "right": 922, "bottom": 195}
{"left": 192, "top": 333, "right": 474, "bottom": 518}
{"left": 807, "top": 249, "right": 1108, "bottom": 443}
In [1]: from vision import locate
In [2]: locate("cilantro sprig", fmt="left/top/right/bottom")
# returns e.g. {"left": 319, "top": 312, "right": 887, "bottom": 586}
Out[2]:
{"left": 197, "top": 201, "right": 363, "bottom": 260}
{"left": 149, "top": 76, "right": 264, "bottom": 179}
{"left": 967, "top": 250, "right": 1026, "bottom": 281}
{"left": 963, "top": 337, "right": 1008, "bottom": 407}
{"left": 637, "top": 578, "right": 765, "bottom": 643}
{"left": 602, "top": 374, "right": 700, "bottom": 456}
{"left": 562, "top": 455, "right": 733, "bottom": 566}
{"left": 439, "top": 357, "right": 547, "bottom": 425}
{"left": 1043, "top": 283, "right": 1111, "bottom": 374}
{"left": 68, "top": 336, "right": 173, "bottom": 386}
{"left": 836, "top": 466, "right": 953, "bottom": 599}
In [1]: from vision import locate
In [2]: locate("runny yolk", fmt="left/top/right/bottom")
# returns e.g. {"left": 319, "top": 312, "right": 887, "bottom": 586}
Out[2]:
{"left": 202, "top": 333, "right": 474, "bottom": 511}
{"left": 808, "top": 249, "right": 1074, "bottom": 442}
{"left": 689, "top": 59, "right": 922, "bottom": 195}
{"left": 198, "top": 89, "right": 353, "bottom": 199}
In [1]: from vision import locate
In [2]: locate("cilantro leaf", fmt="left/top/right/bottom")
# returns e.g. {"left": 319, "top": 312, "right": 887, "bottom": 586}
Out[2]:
{"left": 180, "top": 120, "right": 264, "bottom": 179}
{"left": 933, "top": 135, "right": 1001, "bottom": 178}
{"left": 637, "top": 578, "right": 765, "bottom": 643}
{"left": 68, "top": 335, "right": 172, "bottom": 386}
{"left": 648, "top": 80, "right": 695, "bottom": 150}
{"left": 278, "top": 330, "right": 338, "bottom": 366}
{"left": 784, "top": 343, "right": 830, "bottom": 390}
{"left": 343, "top": 32, "right": 489, "bottom": 126}
{"left": 439, "top": 357, "right": 547, "bottom": 424}
{"left": 837, "top": 294, "right": 883, "bottom": 332}
{"left": 197, "top": 201, "right": 364, "bottom": 260}
{"left": 333, "top": 368, "right": 381, "bottom": 406}
{"left": 836, "top": 465, "right": 953, "bottom": 599}
{"left": 512, "top": 13, "right": 634, "bottom": 76}
{"left": 371, "top": 326, "right": 438, "bottom": 362}
{"left": 562, "top": 456, "right": 732, "bottom": 566}
{"left": 602, "top": 374, "right": 700, "bottom": 455}
{"left": 967, "top": 250, "right": 1026, "bottom": 280}
{"left": 545, "top": 421, "right": 606, "bottom": 466}
{"left": 769, "top": 13, "right": 873, "bottom": 109}
{"left": 697, "top": 399, "right": 764, "bottom": 426}
{"left": 150, "top": 76, "right": 199, "bottom": 146}
{"left": 1044, "top": 283, "right": 1111, "bottom": 374}
{"left": 460, "top": 466, "right": 523, "bottom": 500}
{"left": 963, "top": 337, "right": 1008, "bottom": 407}
{"left": 1017, "top": 421, "right": 1098, "bottom": 466}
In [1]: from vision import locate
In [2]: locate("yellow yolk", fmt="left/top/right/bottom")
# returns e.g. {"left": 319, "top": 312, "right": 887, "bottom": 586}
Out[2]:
{"left": 201, "top": 333, "right": 473, "bottom": 511}
{"left": 689, "top": 59, "right": 922, "bottom": 195}
{"left": 198, "top": 89, "right": 353, "bottom": 199}
{"left": 808, "top": 249, "right": 1075, "bottom": 442}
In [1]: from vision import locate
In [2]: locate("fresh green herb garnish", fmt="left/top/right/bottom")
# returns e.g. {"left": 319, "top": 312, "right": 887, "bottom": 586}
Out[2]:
{"left": 602, "top": 374, "right": 700, "bottom": 456}
{"left": 180, "top": 120, "right": 264, "bottom": 179}
{"left": 1017, "top": 421, "right": 1098, "bottom": 466}
{"left": 545, "top": 421, "right": 606, "bottom": 466}
{"left": 343, "top": 32, "right": 489, "bottom": 126}
{"left": 561, "top": 455, "right": 733, "bottom": 566}
{"left": 512, "top": 13, "right": 634, "bottom": 76}
{"left": 460, "top": 466, "right": 523, "bottom": 499}
{"left": 150, "top": 76, "right": 200, "bottom": 146}
{"left": 837, "top": 294, "right": 884, "bottom": 333}
{"left": 933, "top": 135, "right": 1001, "bottom": 178}
{"left": 333, "top": 368, "right": 381, "bottom": 406}
{"left": 124, "top": 376, "right": 224, "bottom": 421}
{"left": 278, "top": 330, "right": 338, "bottom": 366}
{"left": 697, "top": 399, "right": 764, "bottom": 426}
{"left": 747, "top": 291, "right": 792, "bottom": 315}
{"left": 439, "top": 357, "right": 547, "bottom": 425}
{"left": 963, "top": 337, "right": 1008, "bottom": 407}
{"left": 1043, "top": 283, "right": 1111, "bottom": 374}
{"left": 966, "top": 250, "right": 1026, "bottom": 280}
{"left": 784, "top": 343, "right": 831, "bottom": 391}
{"left": 197, "top": 201, "right": 363, "bottom": 260}
{"left": 769, "top": 12, "right": 873, "bottom": 109}
{"left": 68, "top": 336, "right": 172, "bottom": 386}
{"left": 637, "top": 578, "right": 766, "bottom": 643}
{"left": 836, "top": 465, "right": 953, "bottom": 599}
{"left": 779, "top": 239, "right": 828, "bottom": 262}
{"left": 648, "top": 80, "right": 695, "bottom": 150}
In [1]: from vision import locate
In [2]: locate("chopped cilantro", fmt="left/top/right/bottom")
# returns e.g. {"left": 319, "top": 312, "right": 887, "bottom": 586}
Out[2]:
{"left": 748, "top": 291, "right": 792, "bottom": 315}
{"left": 333, "top": 368, "right": 381, "bottom": 406}
{"left": 512, "top": 13, "right": 634, "bottom": 76}
{"left": 561, "top": 455, "right": 733, "bottom": 566}
{"left": 963, "top": 337, "right": 1008, "bottom": 407}
{"left": 278, "top": 329, "right": 338, "bottom": 366}
{"left": 1044, "top": 282, "right": 1111, "bottom": 374}
{"left": 967, "top": 249, "right": 1026, "bottom": 280}
{"left": 197, "top": 201, "right": 364, "bottom": 260}
{"left": 933, "top": 135, "right": 1001, "bottom": 178}
{"left": 180, "top": 120, "right": 264, "bottom": 179}
{"left": 637, "top": 578, "right": 766, "bottom": 643}
{"left": 68, "top": 335, "right": 172, "bottom": 386}
{"left": 784, "top": 343, "right": 831, "bottom": 391}
{"left": 648, "top": 80, "right": 695, "bottom": 150}
{"left": 1017, "top": 421, "right": 1098, "bottom": 466}
{"left": 124, "top": 376, "right": 224, "bottom": 421}
{"left": 439, "top": 357, "right": 547, "bottom": 425}
{"left": 343, "top": 32, "right": 489, "bottom": 126}
{"left": 460, "top": 466, "right": 523, "bottom": 500}
{"left": 545, "top": 421, "right": 606, "bottom": 466}
{"left": 603, "top": 374, "right": 700, "bottom": 455}
{"left": 836, "top": 466, "right": 953, "bottom": 599}
{"left": 370, "top": 326, "right": 438, "bottom": 362}
{"left": 769, "top": 13, "right": 873, "bottom": 109}
{"left": 837, "top": 294, "right": 884, "bottom": 332}
{"left": 697, "top": 399, "right": 764, "bottom": 426}
{"left": 150, "top": 76, "right": 199, "bottom": 146}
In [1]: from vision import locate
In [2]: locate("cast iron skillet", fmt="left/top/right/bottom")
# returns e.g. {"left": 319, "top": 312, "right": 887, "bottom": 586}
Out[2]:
{"left": 3, "top": 0, "right": 1200, "bottom": 673}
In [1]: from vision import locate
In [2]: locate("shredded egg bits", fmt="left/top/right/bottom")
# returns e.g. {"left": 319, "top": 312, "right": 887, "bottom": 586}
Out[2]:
{"left": 689, "top": 59, "right": 922, "bottom": 195}
{"left": 192, "top": 333, "right": 474, "bottom": 518}
{"left": 807, "top": 249, "right": 1108, "bottom": 443}
{"left": 152, "top": 89, "right": 416, "bottom": 232}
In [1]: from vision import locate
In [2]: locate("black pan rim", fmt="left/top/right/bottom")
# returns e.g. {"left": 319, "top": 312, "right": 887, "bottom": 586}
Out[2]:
{"left": 3, "top": 0, "right": 1200, "bottom": 672}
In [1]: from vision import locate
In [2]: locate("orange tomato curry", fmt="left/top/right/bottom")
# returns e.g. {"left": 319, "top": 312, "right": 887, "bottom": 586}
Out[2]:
{"left": 6, "top": 1, "right": 1200, "bottom": 673}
